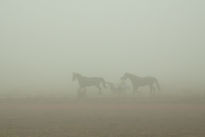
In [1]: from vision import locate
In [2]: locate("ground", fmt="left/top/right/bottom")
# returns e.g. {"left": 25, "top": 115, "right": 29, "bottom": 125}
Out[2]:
{"left": 0, "top": 95, "right": 205, "bottom": 137}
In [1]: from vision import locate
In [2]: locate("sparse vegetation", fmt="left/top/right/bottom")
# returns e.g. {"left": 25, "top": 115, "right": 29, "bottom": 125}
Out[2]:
{"left": 0, "top": 95, "right": 205, "bottom": 137}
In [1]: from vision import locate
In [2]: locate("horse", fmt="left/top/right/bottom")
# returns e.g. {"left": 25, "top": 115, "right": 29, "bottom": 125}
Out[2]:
{"left": 72, "top": 72, "right": 106, "bottom": 97}
{"left": 121, "top": 72, "right": 160, "bottom": 95}
{"left": 106, "top": 81, "right": 129, "bottom": 96}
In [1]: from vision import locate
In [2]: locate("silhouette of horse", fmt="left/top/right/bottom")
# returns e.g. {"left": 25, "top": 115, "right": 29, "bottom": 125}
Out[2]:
{"left": 72, "top": 72, "right": 106, "bottom": 97}
{"left": 106, "top": 81, "right": 128, "bottom": 96}
{"left": 121, "top": 72, "right": 160, "bottom": 95}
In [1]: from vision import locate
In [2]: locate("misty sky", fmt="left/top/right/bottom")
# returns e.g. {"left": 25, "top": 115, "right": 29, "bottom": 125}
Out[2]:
{"left": 1, "top": 0, "right": 205, "bottom": 93}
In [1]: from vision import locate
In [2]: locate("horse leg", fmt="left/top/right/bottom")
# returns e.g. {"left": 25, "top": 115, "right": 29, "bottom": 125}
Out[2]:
{"left": 77, "top": 87, "right": 82, "bottom": 98}
{"left": 150, "top": 84, "right": 155, "bottom": 96}
{"left": 82, "top": 88, "right": 87, "bottom": 97}
{"left": 149, "top": 85, "right": 153, "bottom": 95}
{"left": 132, "top": 88, "right": 135, "bottom": 96}
{"left": 77, "top": 87, "right": 87, "bottom": 98}
{"left": 97, "top": 85, "right": 102, "bottom": 95}
{"left": 133, "top": 87, "right": 138, "bottom": 96}
{"left": 152, "top": 86, "right": 156, "bottom": 95}
{"left": 118, "top": 87, "right": 121, "bottom": 96}
{"left": 117, "top": 88, "right": 121, "bottom": 96}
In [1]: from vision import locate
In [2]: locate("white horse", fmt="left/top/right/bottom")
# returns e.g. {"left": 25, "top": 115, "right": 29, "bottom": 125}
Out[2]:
{"left": 106, "top": 81, "right": 128, "bottom": 96}
{"left": 121, "top": 72, "right": 160, "bottom": 95}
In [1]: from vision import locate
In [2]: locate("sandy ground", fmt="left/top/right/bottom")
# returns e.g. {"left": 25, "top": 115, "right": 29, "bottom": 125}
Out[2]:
{"left": 0, "top": 96, "right": 205, "bottom": 137}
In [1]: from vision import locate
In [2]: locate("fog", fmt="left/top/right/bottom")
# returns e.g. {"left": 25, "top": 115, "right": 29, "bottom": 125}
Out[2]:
{"left": 1, "top": 1, "right": 205, "bottom": 137}
{"left": 1, "top": 0, "right": 205, "bottom": 95}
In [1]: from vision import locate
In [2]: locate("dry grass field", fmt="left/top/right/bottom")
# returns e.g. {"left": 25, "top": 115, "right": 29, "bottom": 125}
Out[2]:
{"left": 0, "top": 95, "right": 205, "bottom": 137}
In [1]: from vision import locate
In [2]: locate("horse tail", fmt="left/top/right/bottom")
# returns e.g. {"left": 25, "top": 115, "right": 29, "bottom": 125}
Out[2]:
{"left": 101, "top": 78, "right": 107, "bottom": 88}
{"left": 154, "top": 78, "right": 160, "bottom": 90}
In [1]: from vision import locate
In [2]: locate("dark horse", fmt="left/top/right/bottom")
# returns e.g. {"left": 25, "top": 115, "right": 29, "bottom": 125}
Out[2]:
{"left": 121, "top": 72, "right": 160, "bottom": 95}
{"left": 72, "top": 72, "right": 106, "bottom": 97}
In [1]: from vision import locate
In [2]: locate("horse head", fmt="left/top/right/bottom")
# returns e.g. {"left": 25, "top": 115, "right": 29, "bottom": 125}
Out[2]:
{"left": 72, "top": 72, "right": 81, "bottom": 81}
